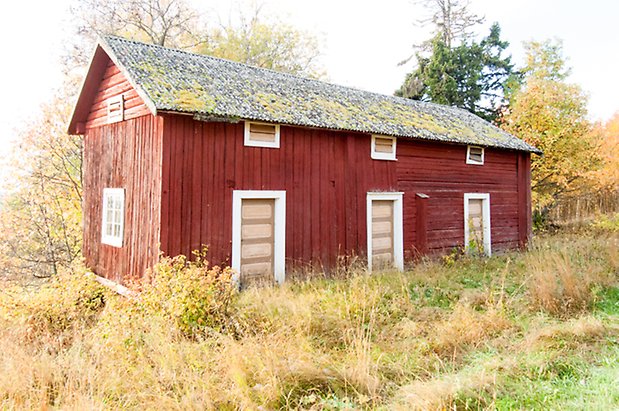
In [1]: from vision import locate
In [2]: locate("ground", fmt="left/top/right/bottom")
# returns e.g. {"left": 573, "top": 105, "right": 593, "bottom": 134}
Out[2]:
{"left": 0, "top": 218, "right": 617, "bottom": 410}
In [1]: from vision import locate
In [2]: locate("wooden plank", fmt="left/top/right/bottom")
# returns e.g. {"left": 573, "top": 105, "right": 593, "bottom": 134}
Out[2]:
{"left": 201, "top": 122, "right": 215, "bottom": 254}
{"left": 517, "top": 152, "right": 532, "bottom": 248}
{"left": 180, "top": 117, "right": 193, "bottom": 257}
{"left": 169, "top": 117, "right": 182, "bottom": 257}
{"left": 415, "top": 193, "right": 428, "bottom": 255}
{"left": 190, "top": 121, "right": 203, "bottom": 253}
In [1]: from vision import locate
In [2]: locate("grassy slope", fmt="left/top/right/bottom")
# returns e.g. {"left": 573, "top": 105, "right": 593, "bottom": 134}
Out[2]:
{"left": 0, "top": 227, "right": 617, "bottom": 410}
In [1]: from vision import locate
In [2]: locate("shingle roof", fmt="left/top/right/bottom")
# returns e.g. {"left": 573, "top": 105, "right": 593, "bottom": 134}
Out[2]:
{"left": 101, "top": 35, "right": 540, "bottom": 154}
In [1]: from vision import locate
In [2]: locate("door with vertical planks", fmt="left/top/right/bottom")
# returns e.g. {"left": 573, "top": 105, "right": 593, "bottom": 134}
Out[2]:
{"left": 240, "top": 198, "right": 275, "bottom": 285}
{"left": 371, "top": 200, "right": 395, "bottom": 269}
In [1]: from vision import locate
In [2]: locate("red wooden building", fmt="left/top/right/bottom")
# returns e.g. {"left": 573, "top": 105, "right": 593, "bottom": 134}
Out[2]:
{"left": 68, "top": 36, "right": 540, "bottom": 286}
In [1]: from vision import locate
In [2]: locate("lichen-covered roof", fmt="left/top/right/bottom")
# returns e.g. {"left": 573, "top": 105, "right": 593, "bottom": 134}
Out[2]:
{"left": 101, "top": 36, "right": 540, "bottom": 153}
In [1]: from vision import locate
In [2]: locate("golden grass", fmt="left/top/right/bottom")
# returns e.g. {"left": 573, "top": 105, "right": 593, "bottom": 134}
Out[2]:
{"left": 525, "top": 233, "right": 617, "bottom": 316}
{"left": 0, "top": 230, "right": 617, "bottom": 409}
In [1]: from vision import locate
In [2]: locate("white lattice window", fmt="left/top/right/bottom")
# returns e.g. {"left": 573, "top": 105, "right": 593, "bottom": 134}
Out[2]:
{"left": 101, "top": 188, "right": 125, "bottom": 247}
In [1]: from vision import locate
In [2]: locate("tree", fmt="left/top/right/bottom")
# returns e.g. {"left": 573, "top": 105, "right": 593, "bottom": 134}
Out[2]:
{"left": 396, "top": 23, "right": 516, "bottom": 122}
{"left": 67, "top": 0, "right": 204, "bottom": 69}
{"left": 68, "top": 0, "right": 323, "bottom": 78}
{"left": 416, "top": 0, "right": 485, "bottom": 49}
{"left": 500, "top": 40, "right": 600, "bottom": 220}
{"left": 0, "top": 95, "right": 82, "bottom": 277}
{"left": 200, "top": 7, "right": 323, "bottom": 78}
{"left": 589, "top": 113, "right": 619, "bottom": 193}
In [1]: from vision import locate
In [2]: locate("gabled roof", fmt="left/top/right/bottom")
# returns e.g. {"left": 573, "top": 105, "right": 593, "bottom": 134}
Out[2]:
{"left": 69, "top": 36, "right": 541, "bottom": 154}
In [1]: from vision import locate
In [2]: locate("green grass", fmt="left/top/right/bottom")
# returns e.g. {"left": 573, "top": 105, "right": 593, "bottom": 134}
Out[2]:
{"left": 0, "top": 226, "right": 617, "bottom": 410}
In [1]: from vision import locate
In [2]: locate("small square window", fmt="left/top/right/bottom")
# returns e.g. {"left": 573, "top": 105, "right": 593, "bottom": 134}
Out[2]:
{"left": 101, "top": 188, "right": 125, "bottom": 247}
{"left": 107, "top": 95, "right": 124, "bottom": 124}
{"left": 244, "top": 121, "right": 280, "bottom": 148}
{"left": 466, "top": 146, "right": 484, "bottom": 165}
{"left": 371, "top": 135, "right": 397, "bottom": 161}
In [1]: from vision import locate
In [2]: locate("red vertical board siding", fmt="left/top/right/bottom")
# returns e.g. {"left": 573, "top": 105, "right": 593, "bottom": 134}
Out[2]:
{"left": 415, "top": 194, "right": 429, "bottom": 255}
{"left": 82, "top": 115, "right": 163, "bottom": 282}
{"left": 396, "top": 139, "right": 521, "bottom": 254}
{"left": 517, "top": 152, "right": 532, "bottom": 247}
{"left": 159, "top": 117, "right": 399, "bottom": 272}
{"left": 85, "top": 113, "right": 526, "bottom": 281}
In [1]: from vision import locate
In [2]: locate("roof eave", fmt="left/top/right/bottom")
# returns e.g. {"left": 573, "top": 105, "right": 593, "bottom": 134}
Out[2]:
{"left": 66, "top": 44, "right": 107, "bottom": 135}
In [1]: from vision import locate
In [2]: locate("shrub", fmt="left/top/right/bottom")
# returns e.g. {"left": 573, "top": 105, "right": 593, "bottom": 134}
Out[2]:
{"left": 137, "top": 250, "right": 237, "bottom": 337}
{"left": 592, "top": 213, "right": 619, "bottom": 232}
{"left": 0, "top": 269, "right": 108, "bottom": 346}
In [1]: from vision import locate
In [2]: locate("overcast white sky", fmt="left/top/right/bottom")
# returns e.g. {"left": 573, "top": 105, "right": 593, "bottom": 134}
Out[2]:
{"left": 1, "top": 0, "right": 618, "bottom": 165}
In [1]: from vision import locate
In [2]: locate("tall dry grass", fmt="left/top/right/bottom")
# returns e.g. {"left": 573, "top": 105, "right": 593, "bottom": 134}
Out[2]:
{"left": 525, "top": 232, "right": 617, "bottom": 316}
{"left": 0, "top": 228, "right": 617, "bottom": 409}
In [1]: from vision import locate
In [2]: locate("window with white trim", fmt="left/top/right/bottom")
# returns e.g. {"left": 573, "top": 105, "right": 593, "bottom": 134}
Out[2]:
{"left": 101, "top": 188, "right": 125, "bottom": 247}
{"left": 371, "top": 135, "right": 397, "bottom": 160}
{"left": 466, "top": 146, "right": 484, "bottom": 165}
{"left": 107, "top": 95, "right": 124, "bottom": 124}
{"left": 244, "top": 121, "right": 280, "bottom": 148}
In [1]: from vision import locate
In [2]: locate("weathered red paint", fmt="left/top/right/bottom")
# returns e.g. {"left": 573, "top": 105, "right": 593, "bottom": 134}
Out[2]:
{"left": 414, "top": 193, "right": 429, "bottom": 255}
{"left": 396, "top": 140, "right": 525, "bottom": 254}
{"left": 82, "top": 115, "right": 163, "bottom": 282}
{"left": 78, "top": 58, "right": 533, "bottom": 282}
{"left": 158, "top": 115, "right": 397, "bottom": 270}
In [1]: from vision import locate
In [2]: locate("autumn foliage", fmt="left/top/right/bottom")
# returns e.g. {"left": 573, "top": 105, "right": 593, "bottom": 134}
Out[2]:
{"left": 500, "top": 40, "right": 615, "bottom": 221}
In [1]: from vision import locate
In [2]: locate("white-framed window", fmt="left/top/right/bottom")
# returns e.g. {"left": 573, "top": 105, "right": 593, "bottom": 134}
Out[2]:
{"left": 231, "top": 190, "right": 286, "bottom": 286}
{"left": 107, "top": 95, "right": 124, "bottom": 124}
{"left": 466, "top": 145, "right": 485, "bottom": 165}
{"left": 101, "top": 188, "right": 125, "bottom": 247}
{"left": 244, "top": 121, "right": 280, "bottom": 148}
{"left": 371, "top": 135, "right": 397, "bottom": 160}
{"left": 366, "top": 192, "right": 404, "bottom": 271}
{"left": 464, "top": 193, "right": 491, "bottom": 256}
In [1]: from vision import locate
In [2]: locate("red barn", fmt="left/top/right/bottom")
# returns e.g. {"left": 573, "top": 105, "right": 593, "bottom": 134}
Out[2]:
{"left": 68, "top": 36, "right": 540, "bottom": 286}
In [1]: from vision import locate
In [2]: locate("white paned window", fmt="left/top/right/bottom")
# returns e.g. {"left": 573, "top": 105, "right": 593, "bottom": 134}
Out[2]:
{"left": 466, "top": 146, "right": 485, "bottom": 165}
{"left": 371, "top": 135, "right": 397, "bottom": 160}
{"left": 101, "top": 188, "right": 125, "bottom": 247}
{"left": 244, "top": 121, "right": 280, "bottom": 148}
{"left": 107, "top": 95, "right": 124, "bottom": 124}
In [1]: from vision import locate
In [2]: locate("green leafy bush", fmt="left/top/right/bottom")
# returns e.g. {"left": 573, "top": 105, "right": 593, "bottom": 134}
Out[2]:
{"left": 137, "top": 250, "right": 237, "bottom": 337}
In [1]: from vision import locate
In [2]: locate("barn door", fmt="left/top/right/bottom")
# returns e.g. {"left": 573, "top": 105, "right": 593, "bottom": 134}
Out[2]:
{"left": 464, "top": 193, "right": 491, "bottom": 256}
{"left": 371, "top": 200, "right": 395, "bottom": 269}
{"left": 367, "top": 193, "right": 404, "bottom": 271}
{"left": 232, "top": 191, "right": 286, "bottom": 287}
{"left": 240, "top": 199, "right": 275, "bottom": 285}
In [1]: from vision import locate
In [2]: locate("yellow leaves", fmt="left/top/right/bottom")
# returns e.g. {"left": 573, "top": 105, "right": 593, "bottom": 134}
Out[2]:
{"left": 196, "top": 11, "right": 323, "bottom": 79}
{"left": 0, "top": 92, "right": 82, "bottom": 278}
{"left": 501, "top": 74, "right": 598, "bottom": 210}
{"left": 588, "top": 112, "right": 619, "bottom": 192}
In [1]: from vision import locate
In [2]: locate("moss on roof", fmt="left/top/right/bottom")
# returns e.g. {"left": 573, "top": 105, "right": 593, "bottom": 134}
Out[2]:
{"left": 102, "top": 36, "right": 540, "bottom": 153}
